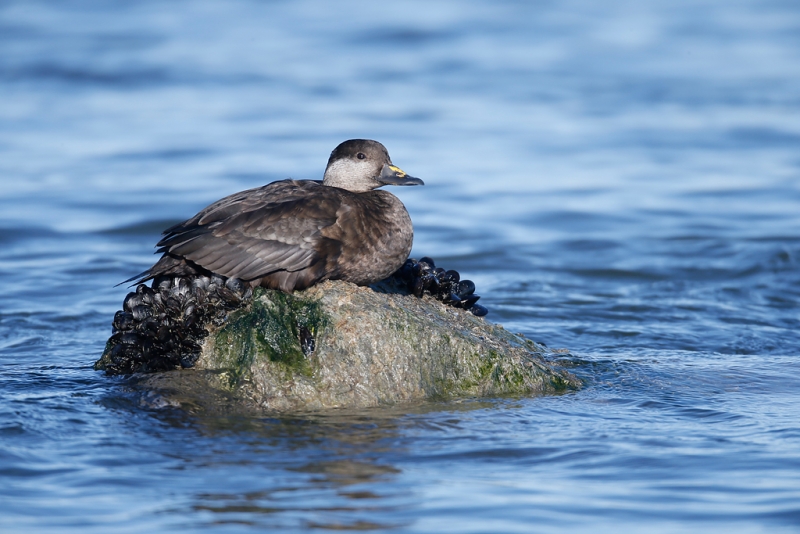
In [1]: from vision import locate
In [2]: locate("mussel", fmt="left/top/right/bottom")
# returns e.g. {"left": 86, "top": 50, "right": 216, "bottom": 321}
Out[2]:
{"left": 390, "top": 257, "right": 490, "bottom": 318}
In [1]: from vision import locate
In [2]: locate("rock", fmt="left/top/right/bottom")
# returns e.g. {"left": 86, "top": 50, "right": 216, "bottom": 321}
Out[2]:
{"left": 97, "top": 280, "right": 580, "bottom": 413}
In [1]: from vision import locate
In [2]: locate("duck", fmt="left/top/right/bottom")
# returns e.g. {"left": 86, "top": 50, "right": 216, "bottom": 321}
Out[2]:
{"left": 126, "top": 139, "right": 424, "bottom": 293}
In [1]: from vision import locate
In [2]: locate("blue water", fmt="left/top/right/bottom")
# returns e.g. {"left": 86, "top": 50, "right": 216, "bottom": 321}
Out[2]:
{"left": 2, "top": 1, "right": 800, "bottom": 531}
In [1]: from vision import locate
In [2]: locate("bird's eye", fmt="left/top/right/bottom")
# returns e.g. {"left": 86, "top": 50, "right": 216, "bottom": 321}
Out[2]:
{"left": 357, "top": 152, "right": 366, "bottom": 160}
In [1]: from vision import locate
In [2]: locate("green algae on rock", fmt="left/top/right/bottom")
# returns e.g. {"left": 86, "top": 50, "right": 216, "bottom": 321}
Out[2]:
{"left": 210, "top": 289, "right": 328, "bottom": 385}
{"left": 99, "top": 280, "right": 580, "bottom": 413}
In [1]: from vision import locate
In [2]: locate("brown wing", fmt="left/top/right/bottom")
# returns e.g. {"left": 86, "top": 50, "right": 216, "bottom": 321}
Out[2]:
{"left": 154, "top": 180, "right": 342, "bottom": 281}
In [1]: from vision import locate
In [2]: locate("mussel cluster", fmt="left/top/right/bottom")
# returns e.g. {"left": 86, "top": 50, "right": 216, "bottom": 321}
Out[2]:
{"left": 103, "top": 256, "right": 487, "bottom": 375}
{"left": 391, "top": 257, "right": 489, "bottom": 317}
{"left": 103, "top": 275, "right": 251, "bottom": 375}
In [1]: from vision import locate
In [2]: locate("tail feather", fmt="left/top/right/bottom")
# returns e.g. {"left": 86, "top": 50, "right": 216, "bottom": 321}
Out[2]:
{"left": 116, "top": 254, "right": 208, "bottom": 288}
{"left": 115, "top": 269, "right": 153, "bottom": 288}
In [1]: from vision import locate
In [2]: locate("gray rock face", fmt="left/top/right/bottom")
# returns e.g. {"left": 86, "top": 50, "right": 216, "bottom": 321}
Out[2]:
{"left": 114, "top": 280, "right": 579, "bottom": 413}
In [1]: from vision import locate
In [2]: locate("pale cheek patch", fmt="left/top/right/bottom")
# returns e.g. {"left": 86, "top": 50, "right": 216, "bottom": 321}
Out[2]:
{"left": 323, "top": 159, "right": 374, "bottom": 191}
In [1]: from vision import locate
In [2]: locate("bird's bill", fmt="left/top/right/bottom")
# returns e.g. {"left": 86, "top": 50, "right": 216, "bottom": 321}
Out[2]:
{"left": 378, "top": 164, "right": 424, "bottom": 186}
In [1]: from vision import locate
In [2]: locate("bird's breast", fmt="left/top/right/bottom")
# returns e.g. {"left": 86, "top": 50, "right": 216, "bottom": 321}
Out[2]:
{"left": 327, "top": 191, "right": 414, "bottom": 286}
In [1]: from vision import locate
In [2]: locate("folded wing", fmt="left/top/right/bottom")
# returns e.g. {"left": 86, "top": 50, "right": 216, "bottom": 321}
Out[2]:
{"left": 149, "top": 180, "right": 342, "bottom": 283}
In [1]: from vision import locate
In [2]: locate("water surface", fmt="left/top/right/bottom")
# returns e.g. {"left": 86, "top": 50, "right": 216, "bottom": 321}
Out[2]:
{"left": 1, "top": 1, "right": 799, "bottom": 532}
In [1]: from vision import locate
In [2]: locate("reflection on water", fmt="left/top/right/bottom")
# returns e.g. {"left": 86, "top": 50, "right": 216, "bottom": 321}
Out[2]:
{"left": 1, "top": 0, "right": 800, "bottom": 532}
{"left": 150, "top": 407, "right": 422, "bottom": 530}
{"left": 188, "top": 442, "right": 406, "bottom": 530}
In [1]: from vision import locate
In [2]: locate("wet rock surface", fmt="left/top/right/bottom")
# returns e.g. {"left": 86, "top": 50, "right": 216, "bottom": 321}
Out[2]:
{"left": 97, "top": 259, "right": 579, "bottom": 412}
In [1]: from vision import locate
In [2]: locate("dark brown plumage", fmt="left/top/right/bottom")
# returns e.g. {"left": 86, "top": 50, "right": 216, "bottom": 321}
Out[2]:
{"left": 126, "top": 139, "right": 423, "bottom": 292}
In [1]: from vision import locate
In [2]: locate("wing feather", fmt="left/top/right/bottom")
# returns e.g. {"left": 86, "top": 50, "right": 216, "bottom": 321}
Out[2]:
{"left": 153, "top": 180, "right": 342, "bottom": 281}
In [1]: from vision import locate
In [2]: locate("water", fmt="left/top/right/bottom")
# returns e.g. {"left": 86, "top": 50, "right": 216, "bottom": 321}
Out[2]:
{"left": 1, "top": 0, "right": 799, "bottom": 531}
